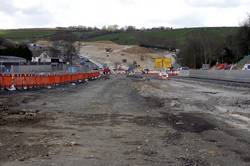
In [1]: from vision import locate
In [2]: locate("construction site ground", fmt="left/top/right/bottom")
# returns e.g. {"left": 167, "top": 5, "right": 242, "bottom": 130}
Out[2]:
{"left": 0, "top": 75, "right": 250, "bottom": 166}
{"left": 79, "top": 41, "right": 165, "bottom": 69}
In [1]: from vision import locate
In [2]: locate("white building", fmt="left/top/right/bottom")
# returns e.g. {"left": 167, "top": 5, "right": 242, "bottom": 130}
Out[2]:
{"left": 32, "top": 52, "right": 63, "bottom": 63}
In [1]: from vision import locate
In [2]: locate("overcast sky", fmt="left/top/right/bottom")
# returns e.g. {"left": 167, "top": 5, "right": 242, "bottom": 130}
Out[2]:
{"left": 0, "top": 0, "right": 249, "bottom": 29}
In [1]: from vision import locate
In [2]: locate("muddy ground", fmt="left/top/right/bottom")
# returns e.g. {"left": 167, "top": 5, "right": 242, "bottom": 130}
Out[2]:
{"left": 0, "top": 75, "right": 250, "bottom": 166}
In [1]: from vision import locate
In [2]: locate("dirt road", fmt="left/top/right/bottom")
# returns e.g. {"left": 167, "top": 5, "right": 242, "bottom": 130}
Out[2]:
{"left": 0, "top": 75, "right": 250, "bottom": 166}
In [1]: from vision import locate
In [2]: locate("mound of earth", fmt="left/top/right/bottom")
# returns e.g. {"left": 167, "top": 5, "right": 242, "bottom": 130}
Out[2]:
{"left": 93, "top": 41, "right": 117, "bottom": 44}
{"left": 123, "top": 46, "right": 152, "bottom": 54}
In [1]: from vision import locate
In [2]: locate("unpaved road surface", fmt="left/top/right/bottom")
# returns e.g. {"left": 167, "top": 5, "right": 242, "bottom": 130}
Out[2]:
{"left": 0, "top": 75, "right": 250, "bottom": 166}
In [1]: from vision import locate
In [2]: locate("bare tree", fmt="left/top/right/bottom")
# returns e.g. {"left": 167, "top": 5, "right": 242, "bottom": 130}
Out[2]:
{"left": 237, "top": 15, "right": 250, "bottom": 56}
{"left": 179, "top": 31, "right": 223, "bottom": 68}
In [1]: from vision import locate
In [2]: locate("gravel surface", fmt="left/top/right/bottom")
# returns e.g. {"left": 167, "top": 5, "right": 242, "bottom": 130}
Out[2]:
{"left": 0, "top": 75, "right": 250, "bottom": 166}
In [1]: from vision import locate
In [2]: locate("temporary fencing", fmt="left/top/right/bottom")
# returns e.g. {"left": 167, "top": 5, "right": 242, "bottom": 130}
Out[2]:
{"left": 0, "top": 71, "right": 101, "bottom": 90}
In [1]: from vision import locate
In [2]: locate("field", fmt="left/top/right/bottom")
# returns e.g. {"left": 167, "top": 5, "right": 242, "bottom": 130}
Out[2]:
{"left": 0, "top": 29, "right": 57, "bottom": 41}
{"left": 0, "top": 27, "right": 239, "bottom": 46}
{"left": 89, "top": 27, "right": 238, "bottom": 46}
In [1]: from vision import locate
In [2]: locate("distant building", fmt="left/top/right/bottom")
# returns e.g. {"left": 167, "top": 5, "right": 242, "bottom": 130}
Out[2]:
{"left": 0, "top": 56, "right": 26, "bottom": 73}
{"left": 32, "top": 52, "right": 64, "bottom": 63}
{"left": 0, "top": 56, "right": 26, "bottom": 65}
{"left": 28, "top": 43, "right": 50, "bottom": 58}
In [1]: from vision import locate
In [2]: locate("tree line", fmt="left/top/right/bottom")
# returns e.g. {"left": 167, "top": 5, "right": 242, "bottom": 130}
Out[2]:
{"left": 56, "top": 25, "right": 173, "bottom": 32}
{"left": 178, "top": 16, "right": 250, "bottom": 68}
{"left": 0, "top": 38, "right": 32, "bottom": 61}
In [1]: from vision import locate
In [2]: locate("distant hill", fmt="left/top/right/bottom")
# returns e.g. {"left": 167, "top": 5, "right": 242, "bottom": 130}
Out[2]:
{"left": 0, "top": 28, "right": 57, "bottom": 41}
{"left": 0, "top": 27, "right": 239, "bottom": 48}
{"left": 87, "top": 27, "right": 239, "bottom": 47}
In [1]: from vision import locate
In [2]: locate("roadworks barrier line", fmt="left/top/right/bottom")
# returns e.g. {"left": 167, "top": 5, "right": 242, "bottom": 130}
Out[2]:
{"left": 0, "top": 71, "right": 101, "bottom": 90}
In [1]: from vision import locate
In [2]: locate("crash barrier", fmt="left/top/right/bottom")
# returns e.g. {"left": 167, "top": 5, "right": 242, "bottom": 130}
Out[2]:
{"left": 178, "top": 70, "right": 190, "bottom": 77}
{"left": 0, "top": 71, "right": 101, "bottom": 89}
{"left": 179, "top": 70, "right": 250, "bottom": 83}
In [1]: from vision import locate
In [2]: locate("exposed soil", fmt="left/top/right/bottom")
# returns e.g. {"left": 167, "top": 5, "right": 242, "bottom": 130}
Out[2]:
{"left": 79, "top": 41, "right": 165, "bottom": 69}
{"left": 161, "top": 112, "right": 217, "bottom": 133}
{"left": 123, "top": 46, "right": 153, "bottom": 54}
{"left": 0, "top": 75, "right": 250, "bottom": 166}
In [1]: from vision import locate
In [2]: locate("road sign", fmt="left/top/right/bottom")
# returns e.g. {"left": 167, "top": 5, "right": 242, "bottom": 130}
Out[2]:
{"left": 155, "top": 58, "right": 172, "bottom": 69}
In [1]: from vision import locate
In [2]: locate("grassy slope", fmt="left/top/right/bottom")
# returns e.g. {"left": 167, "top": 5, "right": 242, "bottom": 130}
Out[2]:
{"left": 0, "top": 29, "right": 57, "bottom": 41}
{"left": 87, "top": 32, "right": 139, "bottom": 45}
{"left": 0, "top": 27, "right": 239, "bottom": 46}
{"left": 89, "top": 27, "right": 238, "bottom": 46}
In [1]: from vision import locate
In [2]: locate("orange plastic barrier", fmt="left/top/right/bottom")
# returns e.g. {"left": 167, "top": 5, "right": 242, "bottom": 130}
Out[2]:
{"left": 0, "top": 71, "right": 101, "bottom": 89}
{"left": 61, "top": 75, "right": 66, "bottom": 83}
{"left": 66, "top": 74, "right": 71, "bottom": 83}
{"left": 90, "top": 73, "right": 94, "bottom": 79}
{"left": 23, "top": 74, "right": 33, "bottom": 88}
{"left": 86, "top": 73, "right": 92, "bottom": 79}
{"left": 42, "top": 75, "right": 49, "bottom": 87}
{"left": 35, "top": 75, "right": 42, "bottom": 87}
{"left": 55, "top": 75, "right": 61, "bottom": 84}
{"left": 30, "top": 74, "right": 36, "bottom": 88}
{"left": 48, "top": 74, "right": 55, "bottom": 85}
{"left": 0, "top": 74, "right": 13, "bottom": 89}
{"left": 78, "top": 73, "right": 86, "bottom": 80}
{"left": 77, "top": 73, "right": 82, "bottom": 81}
{"left": 82, "top": 73, "right": 87, "bottom": 80}
{"left": 0, "top": 74, "right": 2, "bottom": 88}
{"left": 13, "top": 74, "right": 23, "bottom": 88}
{"left": 24, "top": 75, "right": 31, "bottom": 88}
{"left": 94, "top": 72, "right": 100, "bottom": 78}
{"left": 72, "top": 74, "right": 78, "bottom": 82}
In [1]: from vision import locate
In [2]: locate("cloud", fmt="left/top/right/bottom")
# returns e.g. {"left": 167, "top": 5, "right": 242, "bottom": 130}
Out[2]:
{"left": 0, "top": 0, "right": 16, "bottom": 15}
{"left": 186, "top": 0, "right": 241, "bottom": 8}
{"left": 0, "top": 0, "right": 53, "bottom": 28}
{"left": 16, "top": 9, "right": 53, "bottom": 27}
{"left": 0, "top": 0, "right": 249, "bottom": 28}
{"left": 169, "top": 14, "right": 204, "bottom": 28}
{"left": 117, "top": 0, "right": 136, "bottom": 5}
{"left": 21, "top": 7, "right": 48, "bottom": 15}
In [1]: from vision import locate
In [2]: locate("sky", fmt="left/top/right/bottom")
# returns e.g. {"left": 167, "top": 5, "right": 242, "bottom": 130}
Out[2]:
{"left": 0, "top": 0, "right": 249, "bottom": 29}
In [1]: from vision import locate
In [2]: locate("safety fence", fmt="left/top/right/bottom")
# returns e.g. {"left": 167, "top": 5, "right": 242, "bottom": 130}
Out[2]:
{"left": 0, "top": 71, "right": 101, "bottom": 90}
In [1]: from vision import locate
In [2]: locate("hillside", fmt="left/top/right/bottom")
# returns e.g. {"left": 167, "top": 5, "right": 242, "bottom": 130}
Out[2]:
{"left": 0, "top": 27, "right": 239, "bottom": 47}
{"left": 0, "top": 29, "right": 57, "bottom": 41}
{"left": 88, "top": 27, "right": 238, "bottom": 47}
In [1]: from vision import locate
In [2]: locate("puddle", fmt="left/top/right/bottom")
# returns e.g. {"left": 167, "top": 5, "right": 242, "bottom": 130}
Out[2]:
{"left": 144, "top": 96, "right": 165, "bottom": 108}
{"left": 161, "top": 112, "right": 216, "bottom": 133}
{"left": 241, "top": 156, "right": 250, "bottom": 163}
